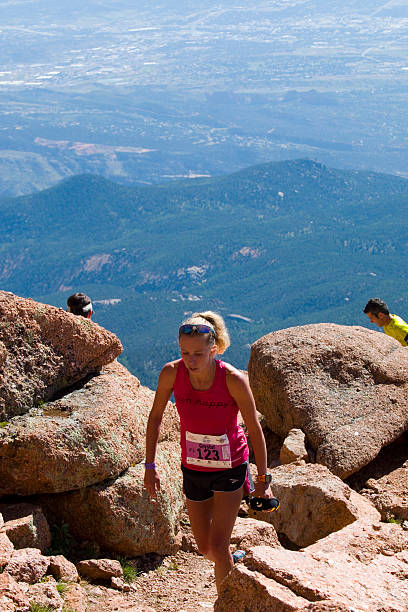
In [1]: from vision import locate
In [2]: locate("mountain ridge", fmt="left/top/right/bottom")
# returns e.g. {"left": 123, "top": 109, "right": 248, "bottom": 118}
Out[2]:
{"left": 3, "top": 157, "right": 408, "bottom": 223}
{"left": 1, "top": 158, "right": 407, "bottom": 387}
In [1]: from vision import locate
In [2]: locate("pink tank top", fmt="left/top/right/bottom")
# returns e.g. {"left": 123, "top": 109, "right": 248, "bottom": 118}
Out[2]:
{"left": 173, "top": 359, "right": 249, "bottom": 472}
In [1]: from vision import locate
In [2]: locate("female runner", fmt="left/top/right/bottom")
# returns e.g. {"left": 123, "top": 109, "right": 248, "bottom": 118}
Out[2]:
{"left": 144, "top": 311, "right": 274, "bottom": 593}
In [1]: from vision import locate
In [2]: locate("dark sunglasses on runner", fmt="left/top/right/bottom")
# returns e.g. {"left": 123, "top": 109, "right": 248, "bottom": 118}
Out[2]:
{"left": 179, "top": 324, "right": 214, "bottom": 335}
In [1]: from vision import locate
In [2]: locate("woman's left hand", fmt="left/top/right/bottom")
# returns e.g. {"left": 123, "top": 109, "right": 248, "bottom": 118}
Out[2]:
{"left": 254, "top": 481, "right": 273, "bottom": 499}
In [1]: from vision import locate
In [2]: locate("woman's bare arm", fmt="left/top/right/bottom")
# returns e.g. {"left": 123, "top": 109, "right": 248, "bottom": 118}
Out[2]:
{"left": 226, "top": 367, "right": 273, "bottom": 498}
{"left": 144, "top": 361, "right": 177, "bottom": 497}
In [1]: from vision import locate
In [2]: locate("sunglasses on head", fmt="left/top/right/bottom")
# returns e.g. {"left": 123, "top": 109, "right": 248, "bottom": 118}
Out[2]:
{"left": 179, "top": 324, "right": 214, "bottom": 335}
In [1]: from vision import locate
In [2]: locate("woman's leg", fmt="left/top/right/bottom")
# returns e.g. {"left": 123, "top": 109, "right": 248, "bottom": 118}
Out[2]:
{"left": 186, "top": 496, "right": 214, "bottom": 558}
{"left": 209, "top": 486, "right": 244, "bottom": 593}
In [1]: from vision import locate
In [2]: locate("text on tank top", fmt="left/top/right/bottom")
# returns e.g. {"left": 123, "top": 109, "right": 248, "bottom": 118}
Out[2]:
{"left": 173, "top": 359, "right": 249, "bottom": 471}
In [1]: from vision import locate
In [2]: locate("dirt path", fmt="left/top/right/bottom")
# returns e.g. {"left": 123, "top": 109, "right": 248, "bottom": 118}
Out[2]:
{"left": 84, "top": 550, "right": 218, "bottom": 611}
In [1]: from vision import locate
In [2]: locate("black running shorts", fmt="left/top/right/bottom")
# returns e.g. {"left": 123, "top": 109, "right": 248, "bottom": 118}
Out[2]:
{"left": 181, "top": 462, "right": 248, "bottom": 502}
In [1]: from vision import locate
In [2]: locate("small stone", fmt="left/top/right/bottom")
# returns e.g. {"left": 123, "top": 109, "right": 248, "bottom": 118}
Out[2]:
{"left": 76, "top": 558, "right": 123, "bottom": 580}
{"left": 48, "top": 555, "right": 79, "bottom": 583}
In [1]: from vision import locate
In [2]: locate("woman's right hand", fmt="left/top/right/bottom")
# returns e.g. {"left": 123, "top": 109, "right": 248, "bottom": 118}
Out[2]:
{"left": 144, "top": 468, "right": 161, "bottom": 498}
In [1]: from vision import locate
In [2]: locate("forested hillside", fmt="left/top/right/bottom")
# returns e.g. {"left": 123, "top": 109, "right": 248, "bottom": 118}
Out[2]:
{"left": 1, "top": 159, "right": 407, "bottom": 387}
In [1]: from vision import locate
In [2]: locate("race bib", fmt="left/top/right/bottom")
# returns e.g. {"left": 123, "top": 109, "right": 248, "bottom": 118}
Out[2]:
{"left": 185, "top": 431, "right": 232, "bottom": 468}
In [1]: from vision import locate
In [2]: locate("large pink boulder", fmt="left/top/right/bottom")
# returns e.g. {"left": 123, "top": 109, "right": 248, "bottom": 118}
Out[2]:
{"left": 249, "top": 323, "right": 408, "bottom": 478}
{"left": 216, "top": 519, "right": 408, "bottom": 611}
{"left": 38, "top": 442, "right": 184, "bottom": 556}
{"left": 306, "top": 515, "right": 408, "bottom": 561}
{"left": 248, "top": 463, "right": 379, "bottom": 548}
{"left": 215, "top": 564, "right": 311, "bottom": 611}
{"left": 0, "top": 290, "right": 122, "bottom": 420}
{"left": 0, "top": 360, "right": 179, "bottom": 494}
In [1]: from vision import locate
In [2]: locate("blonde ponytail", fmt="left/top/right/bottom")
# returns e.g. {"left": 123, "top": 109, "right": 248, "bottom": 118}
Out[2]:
{"left": 190, "top": 311, "right": 230, "bottom": 354}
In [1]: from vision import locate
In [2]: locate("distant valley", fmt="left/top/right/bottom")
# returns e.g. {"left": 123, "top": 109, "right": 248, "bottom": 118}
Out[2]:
{"left": 0, "top": 0, "right": 407, "bottom": 196}
{"left": 1, "top": 159, "right": 407, "bottom": 388}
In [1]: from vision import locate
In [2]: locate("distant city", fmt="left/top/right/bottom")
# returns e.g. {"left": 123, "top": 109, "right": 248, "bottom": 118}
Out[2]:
{"left": 0, "top": 0, "right": 407, "bottom": 196}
